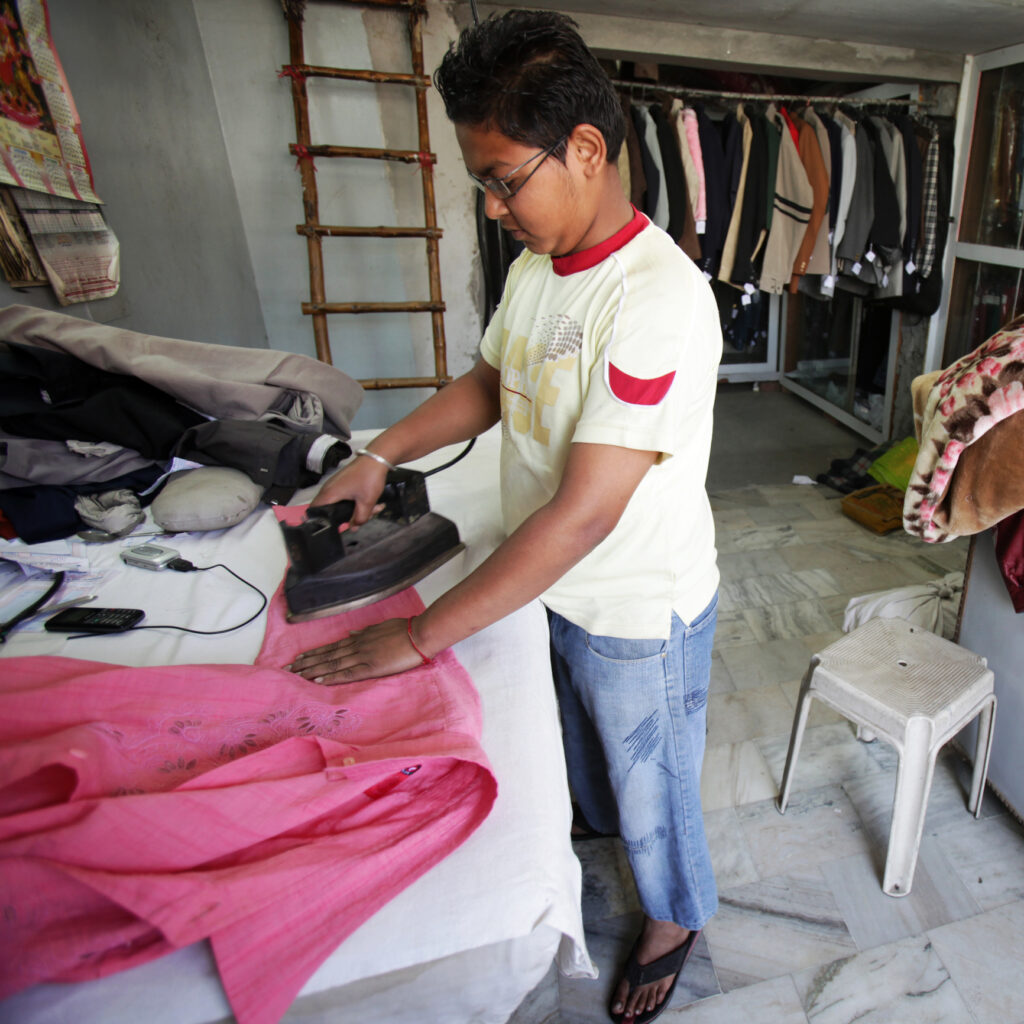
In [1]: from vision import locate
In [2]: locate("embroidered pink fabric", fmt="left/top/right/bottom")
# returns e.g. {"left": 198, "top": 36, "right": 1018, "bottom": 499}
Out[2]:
{"left": 0, "top": 578, "right": 496, "bottom": 1024}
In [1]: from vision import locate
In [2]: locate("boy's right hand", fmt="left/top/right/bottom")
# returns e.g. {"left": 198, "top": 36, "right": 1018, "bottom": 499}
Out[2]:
{"left": 309, "top": 455, "right": 388, "bottom": 526}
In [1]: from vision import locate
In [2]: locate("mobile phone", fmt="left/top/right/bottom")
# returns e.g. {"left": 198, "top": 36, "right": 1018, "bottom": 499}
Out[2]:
{"left": 45, "top": 607, "right": 145, "bottom": 633}
{"left": 120, "top": 544, "right": 179, "bottom": 570}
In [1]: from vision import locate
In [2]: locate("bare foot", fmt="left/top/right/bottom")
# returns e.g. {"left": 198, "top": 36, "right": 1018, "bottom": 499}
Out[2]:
{"left": 611, "top": 916, "right": 690, "bottom": 1021}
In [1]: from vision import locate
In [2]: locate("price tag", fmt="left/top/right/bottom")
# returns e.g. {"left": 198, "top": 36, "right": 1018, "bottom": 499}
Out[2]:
{"left": 852, "top": 261, "right": 863, "bottom": 275}
{"left": 740, "top": 293, "right": 752, "bottom": 306}
{"left": 905, "top": 259, "right": 916, "bottom": 275}
{"left": 743, "top": 282, "right": 756, "bottom": 294}
{"left": 703, "top": 270, "right": 713, "bottom": 282}
{"left": 828, "top": 231, "right": 834, "bottom": 246}
{"left": 865, "top": 250, "right": 877, "bottom": 264}
{"left": 882, "top": 273, "right": 889, "bottom": 287}
{"left": 824, "top": 274, "right": 836, "bottom": 289}
{"left": 696, "top": 219, "right": 706, "bottom": 234}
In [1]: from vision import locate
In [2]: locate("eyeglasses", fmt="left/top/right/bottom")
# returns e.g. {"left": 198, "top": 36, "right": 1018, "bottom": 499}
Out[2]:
{"left": 467, "top": 136, "right": 567, "bottom": 200}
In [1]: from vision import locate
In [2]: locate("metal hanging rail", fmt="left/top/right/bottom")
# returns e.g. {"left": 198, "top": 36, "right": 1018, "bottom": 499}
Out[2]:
{"left": 611, "top": 78, "right": 919, "bottom": 106}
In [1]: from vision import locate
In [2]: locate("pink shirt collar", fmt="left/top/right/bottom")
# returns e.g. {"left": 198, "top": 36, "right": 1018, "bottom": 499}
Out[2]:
{"left": 551, "top": 206, "right": 647, "bottom": 277}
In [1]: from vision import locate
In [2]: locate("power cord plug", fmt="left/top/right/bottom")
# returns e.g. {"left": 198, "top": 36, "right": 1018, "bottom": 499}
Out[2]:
{"left": 168, "top": 558, "right": 196, "bottom": 572}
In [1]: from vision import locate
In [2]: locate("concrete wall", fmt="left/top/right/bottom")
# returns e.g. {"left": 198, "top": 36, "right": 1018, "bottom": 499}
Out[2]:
{"left": 2, "top": 1, "right": 964, "bottom": 432}
{"left": 8, "top": 0, "right": 269, "bottom": 349}
{"left": 2, "top": 0, "right": 483, "bottom": 429}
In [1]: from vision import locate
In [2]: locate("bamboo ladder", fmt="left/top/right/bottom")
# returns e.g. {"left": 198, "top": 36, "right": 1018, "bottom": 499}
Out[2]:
{"left": 280, "top": 0, "right": 450, "bottom": 390}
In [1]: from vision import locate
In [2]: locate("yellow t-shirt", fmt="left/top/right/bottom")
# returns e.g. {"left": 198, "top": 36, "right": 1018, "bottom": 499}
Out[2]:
{"left": 479, "top": 209, "right": 722, "bottom": 639}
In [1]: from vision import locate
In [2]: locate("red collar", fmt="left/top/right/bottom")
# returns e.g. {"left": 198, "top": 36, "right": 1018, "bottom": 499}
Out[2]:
{"left": 551, "top": 206, "right": 647, "bottom": 277}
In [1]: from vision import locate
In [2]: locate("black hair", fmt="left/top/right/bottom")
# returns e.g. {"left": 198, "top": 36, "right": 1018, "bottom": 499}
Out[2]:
{"left": 433, "top": 10, "right": 625, "bottom": 163}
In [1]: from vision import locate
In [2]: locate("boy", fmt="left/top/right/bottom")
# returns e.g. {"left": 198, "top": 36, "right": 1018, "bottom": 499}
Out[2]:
{"left": 290, "top": 11, "right": 722, "bottom": 1022}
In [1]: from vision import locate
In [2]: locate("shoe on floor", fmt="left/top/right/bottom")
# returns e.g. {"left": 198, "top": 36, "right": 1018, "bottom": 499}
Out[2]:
{"left": 609, "top": 928, "right": 699, "bottom": 1023}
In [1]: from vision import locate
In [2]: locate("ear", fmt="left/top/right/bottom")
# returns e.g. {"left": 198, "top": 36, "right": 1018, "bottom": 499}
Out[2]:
{"left": 566, "top": 123, "right": 608, "bottom": 179}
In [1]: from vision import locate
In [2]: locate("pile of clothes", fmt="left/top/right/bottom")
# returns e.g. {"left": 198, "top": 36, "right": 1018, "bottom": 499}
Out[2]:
{"left": 0, "top": 305, "right": 363, "bottom": 543}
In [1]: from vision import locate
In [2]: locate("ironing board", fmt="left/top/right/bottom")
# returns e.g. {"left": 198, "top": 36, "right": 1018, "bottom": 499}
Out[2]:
{"left": 0, "top": 425, "right": 595, "bottom": 1024}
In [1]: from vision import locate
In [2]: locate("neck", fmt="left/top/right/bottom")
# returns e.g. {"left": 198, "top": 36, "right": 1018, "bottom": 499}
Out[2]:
{"left": 561, "top": 170, "right": 635, "bottom": 256}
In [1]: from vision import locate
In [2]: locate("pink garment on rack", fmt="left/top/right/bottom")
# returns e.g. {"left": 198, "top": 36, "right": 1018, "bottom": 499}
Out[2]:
{"left": 683, "top": 107, "right": 707, "bottom": 226}
{"left": 0, "top": 581, "right": 496, "bottom": 1024}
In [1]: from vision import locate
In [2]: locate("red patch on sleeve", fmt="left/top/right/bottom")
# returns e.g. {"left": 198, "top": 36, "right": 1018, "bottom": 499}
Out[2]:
{"left": 608, "top": 363, "right": 675, "bottom": 405}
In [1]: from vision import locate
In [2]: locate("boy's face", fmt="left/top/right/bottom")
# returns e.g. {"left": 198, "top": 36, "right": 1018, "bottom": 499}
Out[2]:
{"left": 456, "top": 123, "right": 592, "bottom": 257}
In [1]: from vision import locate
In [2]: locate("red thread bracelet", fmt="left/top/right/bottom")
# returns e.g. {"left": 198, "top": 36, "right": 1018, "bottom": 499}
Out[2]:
{"left": 406, "top": 617, "right": 432, "bottom": 665}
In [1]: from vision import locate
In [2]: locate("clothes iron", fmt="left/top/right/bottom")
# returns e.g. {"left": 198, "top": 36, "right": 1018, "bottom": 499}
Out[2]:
{"left": 280, "top": 466, "right": 464, "bottom": 621}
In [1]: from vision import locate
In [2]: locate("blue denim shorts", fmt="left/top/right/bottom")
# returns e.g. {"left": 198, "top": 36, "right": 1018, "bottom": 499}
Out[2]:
{"left": 548, "top": 595, "right": 719, "bottom": 929}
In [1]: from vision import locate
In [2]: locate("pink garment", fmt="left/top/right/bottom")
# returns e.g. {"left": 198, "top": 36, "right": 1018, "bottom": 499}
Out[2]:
{"left": 683, "top": 107, "right": 707, "bottom": 226}
{"left": 0, "top": 585, "right": 496, "bottom": 1024}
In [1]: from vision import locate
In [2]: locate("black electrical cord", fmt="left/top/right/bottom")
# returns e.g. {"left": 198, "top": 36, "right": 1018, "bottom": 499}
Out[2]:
{"left": 65, "top": 561, "right": 267, "bottom": 639}
{"left": 0, "top": 569, "right": 65, "bottom": 644}
{"left": 421, "top": 437, "right": 476, "bottom": 477}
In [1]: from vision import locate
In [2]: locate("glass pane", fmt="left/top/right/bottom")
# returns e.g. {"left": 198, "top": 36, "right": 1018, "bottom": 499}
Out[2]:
{"left": 960, "top": 61, "right": 1024, "bottom": 249}
{"left": 942, "top": 258, "right": 1024, "bottom": 365}
{"left": 782, "top": 291, "right": 890, "bottom": 432}
{"left": 713, "top": 280, "right": 770, "bottom": 366}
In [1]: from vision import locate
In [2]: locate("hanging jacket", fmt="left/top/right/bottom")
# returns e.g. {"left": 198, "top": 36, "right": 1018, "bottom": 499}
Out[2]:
{"left": 729, "top": 108, "right": 770, "bottom": 287}
{"left": 800, "top": 107, "right": 833, "bottom": 275}
{"left": 693, "top": 102, "right": 729, "bottom": 278}
{"left": 718, "top": 104, "right": 753, "bottom": 284}
{"left": 787, "top": 115, "right": 830, "bottom": 293}
{"left": 760, "top": 103, "right": 814, "bottom": 296}
{"left": 620, "top": 94, "right": 647, "bottom": 210}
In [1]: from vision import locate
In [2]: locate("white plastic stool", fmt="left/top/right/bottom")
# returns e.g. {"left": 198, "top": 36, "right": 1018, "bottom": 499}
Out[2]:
{"left": 776, "top": 617, "right": 996, "bottom": 897}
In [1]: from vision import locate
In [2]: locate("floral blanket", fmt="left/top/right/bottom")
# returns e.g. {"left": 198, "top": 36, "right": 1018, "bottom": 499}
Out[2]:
{"left": 905, "top": 316, "right": 1024, "bottom": 542}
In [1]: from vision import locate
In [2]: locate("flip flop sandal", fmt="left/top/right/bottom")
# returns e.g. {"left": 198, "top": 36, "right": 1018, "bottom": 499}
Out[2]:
{"left": 570, "top": 802, "right": 619, "bottom": 842}
{"left": 609, "top": 928, "right": 700, "bottom": 1024}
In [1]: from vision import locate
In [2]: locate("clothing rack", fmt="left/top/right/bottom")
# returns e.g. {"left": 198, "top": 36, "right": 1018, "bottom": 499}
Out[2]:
{"left": 610, "top": 79, "right": 918, "bottom": 107}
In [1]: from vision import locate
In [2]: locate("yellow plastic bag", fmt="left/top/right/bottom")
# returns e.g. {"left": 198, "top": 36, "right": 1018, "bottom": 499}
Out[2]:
{"left": 867, "top": 436, "right": 919, "bottom": 492}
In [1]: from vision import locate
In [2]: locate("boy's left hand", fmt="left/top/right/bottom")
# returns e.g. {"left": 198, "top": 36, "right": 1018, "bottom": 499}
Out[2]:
{"left": 289, "top": 618, "right": 423, "bottom": 684}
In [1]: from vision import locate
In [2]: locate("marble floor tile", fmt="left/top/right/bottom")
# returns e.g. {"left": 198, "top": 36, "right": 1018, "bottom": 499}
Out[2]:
{"left": 721, "top": 569, "right": 841, "bottom": 612}
{"left": 707, "top": 685, "right": 796, "bottom": 746}
{"left": 742, "top": 599, "right": 837, "bottom": 642}
{"left": 703, "top": 869, "right": 858, "bottom": 990}
{"left": 507, "top": 960, "right": 560, "bottom": 1024}
{"left": 715, "top": 548, "right": 791, "bottom": 584}
{"left": 704, "top": 807, "right": 760, "bottom": 891}
{"left": 928, "top": 899, "right": 1024, "bottom": 1024}
{"left": 824, "top": 559, "right": 937, "bottom": 596}
{"left": 708, "top": 652, "right": 735, "bottom": 695}
{"left": 778, "top": 679, "right": 844, "bottom": 727}
{"left": 820, "top": 842, "right": 980, "bottom": 950}
{"left": 792, "top": 935, "right": 973, "bottom": 1023}
{"left": 798, "top": 629, "right": 846, "bottom": 653}
{"left": 841, "top": 750, "right": 1006, "bottom": 856}
{"left": 746, "top": 502, "right": 820, "bottom": 525}
{"left": 737, "top": 785, "right": 873, "bottom": 880}
{"left": 659, "top": 974, "right": 809, "bottom": 1023}
{"left": 780, "top": 541, "right": 880, "bottom": 574}
{"left": 800, "top": 497, "right": 846, "bottom": 522}
{"left": 709, "top": 486, "right": 769, "bottom": 510}
{"left": 757, "top": 722, "right": 898, "bottom": 794}
{"left": 712, "top": 508, "right": 757, "bottom": 529}
{"left": 716, "top": 524, "right": 801, "bottom": 555}
{"left": 720, "top": 637, "right": 815, "bottom": 690}
{"left": 574, "top": 836, "right": 641, "bottom": 923}
{"left": 558, "top": 913, "right": 720, "bottom": 1024}
{"left": 701, "top": 740, "right": 778, "bottom": 812}
{"left": 711, "top": 608, "right": 760, "bottom": 649}
{"left": 757, "top": 484, "right": 827, "bottom": 506}
{"left": 930, "top": 812, "right": 1024, "bottom": 911}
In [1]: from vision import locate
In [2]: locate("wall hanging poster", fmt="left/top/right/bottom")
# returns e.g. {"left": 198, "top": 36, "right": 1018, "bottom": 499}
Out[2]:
{"left": 0, "top": 0, "right": 118, "bottom": 303}
{"left": 0, "top": 0, "right": 98, "bottom": 201}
